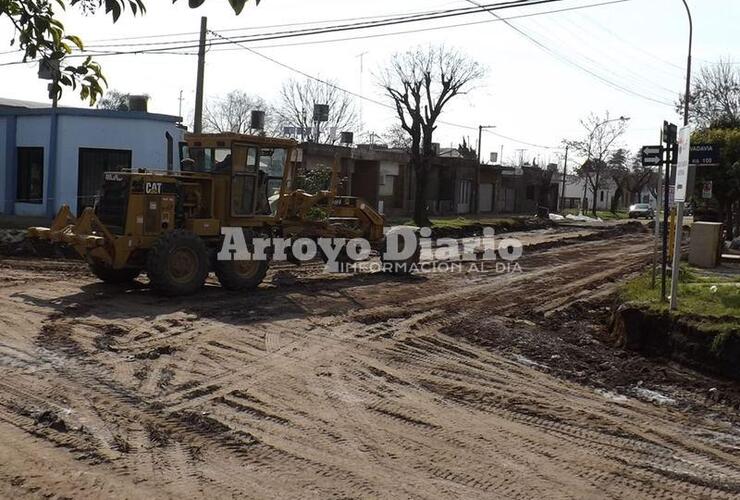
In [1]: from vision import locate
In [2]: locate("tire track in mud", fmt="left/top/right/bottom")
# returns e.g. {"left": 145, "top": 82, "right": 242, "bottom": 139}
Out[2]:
{"left": 1, "top": 231, "right": 739, "bottom": 498}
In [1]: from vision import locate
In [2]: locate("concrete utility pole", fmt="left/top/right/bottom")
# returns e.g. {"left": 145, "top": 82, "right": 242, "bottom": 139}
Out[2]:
{"left": 560, "top": 144, "right": 569, "bottom": 212}
{"left": 670, "top": 0, "right": 693, "bottom": 310}
{"left": 178, "top": 90, "right": 184, "bottom": 121}
{"left": 193, "top": 16, "right": 207, "bottom": 133}
{"left": 475, "top": 125, "right": 496, "bottom": 215}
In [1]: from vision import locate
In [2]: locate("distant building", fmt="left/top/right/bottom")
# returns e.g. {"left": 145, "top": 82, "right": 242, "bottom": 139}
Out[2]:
{"left": 0, "top": 97, "right": 184, "bottom": 219}
{"left": 297, "top": 142, "right": 563, "bottom": 217}
{"left": 557, "top": 173, "right": 623, "bottom": 212}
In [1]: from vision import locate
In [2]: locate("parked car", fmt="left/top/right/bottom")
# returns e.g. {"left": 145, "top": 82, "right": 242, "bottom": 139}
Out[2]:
{"left": 628, "top": 203, "right": 654, "bottom": 219}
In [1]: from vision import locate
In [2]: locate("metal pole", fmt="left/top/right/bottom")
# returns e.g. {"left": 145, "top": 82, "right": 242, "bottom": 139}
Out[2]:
{"left": 193, "top": 16, "right": 207, "bottom": 133}
{"left": 670, "top": 0, "right": 693, "bottom": 310}
{"left": 475, "top": 125, "right": 483, "bottom": 215}
{"left": 661, "top": 143, "right": 671, "bottom": 301}
{"left": 560, "top": 145, "right": 569, "bottom": 212}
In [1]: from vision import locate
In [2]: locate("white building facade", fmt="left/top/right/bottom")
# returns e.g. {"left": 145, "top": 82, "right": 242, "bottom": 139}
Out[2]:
{"left": 0, "top": 98, "right": 184, "bottom": 219}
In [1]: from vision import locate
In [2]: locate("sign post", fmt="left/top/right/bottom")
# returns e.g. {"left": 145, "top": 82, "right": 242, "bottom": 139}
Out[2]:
{"left": 669, "top": 125, "right": 692, "bottom": 310}
{"left": 642, "top": 143, "right": 664, "bottom": 290}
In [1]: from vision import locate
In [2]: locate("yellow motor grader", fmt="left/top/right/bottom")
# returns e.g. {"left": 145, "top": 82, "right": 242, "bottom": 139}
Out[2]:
{"left": 27, "top": 133, "right": 419, "bottom": 295}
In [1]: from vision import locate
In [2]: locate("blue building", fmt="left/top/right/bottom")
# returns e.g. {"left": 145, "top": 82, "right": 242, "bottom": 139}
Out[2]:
{"left": 0, "top": 97, "right": 185, "bottom": 219}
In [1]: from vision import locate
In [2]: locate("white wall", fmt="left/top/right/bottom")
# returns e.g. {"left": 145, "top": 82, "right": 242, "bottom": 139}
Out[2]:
{"left": 55, "top": 115, "right": 184, "bottom": 214}
{"left": 15, "top": 115, "right": 51, "bottom": 217}
{"left": 0, "top": 117, "right": 6, "bottom": 213}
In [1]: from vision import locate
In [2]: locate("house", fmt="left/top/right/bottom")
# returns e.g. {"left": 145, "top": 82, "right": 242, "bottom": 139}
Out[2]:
{"left": 496, "top": 165, "right": 560, "bottom": 215}
{"left": 556, "top": 174, "right": 623, "bottom": 212}
{"left": 0, "top": 97, "right": 184, "bottom": 219}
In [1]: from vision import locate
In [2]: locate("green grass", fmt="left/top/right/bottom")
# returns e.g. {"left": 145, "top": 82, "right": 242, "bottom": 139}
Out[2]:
{"left": 620, "top": 264, "right": 740, "bottom": 333}
{"left": 386, "top": 216, "right": 519, "bottom": 229}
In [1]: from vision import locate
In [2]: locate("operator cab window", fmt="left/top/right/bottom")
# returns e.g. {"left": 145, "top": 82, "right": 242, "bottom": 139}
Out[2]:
{"left": 231, "top": 145, "right": 287, "bottom": 216}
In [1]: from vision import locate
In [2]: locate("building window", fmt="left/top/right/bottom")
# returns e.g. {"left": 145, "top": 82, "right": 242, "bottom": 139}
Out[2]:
{"left": 17, "top": 147, "right": 44, "bottom": 204}
{"left": 600, "top": 191, "right": 605, "bottom": 202}
{"left": 526, "top": 185, "right": 535, "bottom": 200}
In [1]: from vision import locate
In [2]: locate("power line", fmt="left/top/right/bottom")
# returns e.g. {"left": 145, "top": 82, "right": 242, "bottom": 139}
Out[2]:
{"left": 464, "top": 0, "right": 674, "bottom": 107}
{"left": 208, "top": 30, "right": 559, "bottom": 149}
{"left": 187, "top": 0, "right": 632, "bottom": 53}
{"left": 81, "top": 0, "right": 567, "bottom": 50}
{"left": 0, "top": 0, "right": 628, "bottom": 65}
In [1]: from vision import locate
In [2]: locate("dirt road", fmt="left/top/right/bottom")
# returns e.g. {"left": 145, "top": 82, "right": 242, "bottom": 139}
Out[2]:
{"left": 0, "top": 228, "right": 738, "bottom": 499}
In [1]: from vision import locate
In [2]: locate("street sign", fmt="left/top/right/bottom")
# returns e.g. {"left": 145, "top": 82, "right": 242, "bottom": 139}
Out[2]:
{"left": 702, "top": 181, "right": 713, "bottom": 199}
{"left": 674, "top": 125, "right": 692, "bottom": 202}
{"left": 641, "top": 145, "right": 663, "bottom": 166}
{"left": 689, "top": 143, "right": 721, "bottom": 166}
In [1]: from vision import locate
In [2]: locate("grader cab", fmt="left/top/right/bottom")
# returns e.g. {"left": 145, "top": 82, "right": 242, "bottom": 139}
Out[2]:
{"left": 28, "top": 133, "right": 418, "bottom": 295}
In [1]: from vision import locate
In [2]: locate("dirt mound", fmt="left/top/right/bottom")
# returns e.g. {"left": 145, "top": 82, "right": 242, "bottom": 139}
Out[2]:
{"left": 610, "top": 304, "right": 740, "bottom": 381}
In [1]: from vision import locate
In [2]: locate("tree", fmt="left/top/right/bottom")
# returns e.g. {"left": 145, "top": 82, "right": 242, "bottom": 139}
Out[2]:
{"left": 274, "top": 77, "right": 359, "bottom": 144}
{"left": 382, "top": 125, "right": 412, "bottom": 151}
{"left": 569, "top": 112, "right": 628, "bottom": 216}
{"left": 692, "top": 128, "right": 740, "bottom": 237}
{"left": 97, "top": 89, "right": 130, "bottom": 110}
{"left": 1, "top": 0, "right": 260, "bottom": 105}
{"left": 204, "top": 90, "right": 270, "bottom": 134}
{"left": 457, "top": 138, "right": 477, "bottom": 161}
{"left": 678, "top": 59, "right": 740, "bottom": 129}
{"left": 607, "top": 148, "right": 629, "bottom": 212}
{"left": 380, "top": 46, "right": 485, "bottom": 226}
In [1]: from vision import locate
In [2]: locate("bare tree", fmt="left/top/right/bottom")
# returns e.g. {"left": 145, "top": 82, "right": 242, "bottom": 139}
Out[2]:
{"left": 569, "top": 112, "right": 628, "bottom": 216}
{"left": 273, "top": 78, "right": 359, "bottom": 144}
{"left": 380, "top": 46, "right": 485, "bottom": 226}
{"left": 204, "top": 90, "right": 270, "bottom": 134}
{"left": 678, "top": 58, "right": 740, "bottom": 129}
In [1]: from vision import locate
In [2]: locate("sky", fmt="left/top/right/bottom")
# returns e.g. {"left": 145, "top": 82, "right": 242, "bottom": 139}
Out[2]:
{"left": 1, "top": 0, "right": 738, "bottom": 167}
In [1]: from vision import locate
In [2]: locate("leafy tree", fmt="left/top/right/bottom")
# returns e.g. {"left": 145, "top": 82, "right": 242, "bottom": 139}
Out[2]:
{"left": 677, "top": 59, "right": 740, "bottom": 129}
{"left": 274, "top": 77, "right": 359, "bottom": 144}
{"left": 457, "top": 137, "right": 477, "bottom": 161}
{"left": 204, "top": 90, "right": 270, "bottom": 134}
{"left": 97, "top": 89, "right": 130, "bottom": 110}
{"left": 380, "top": 46, "right": 485, "bottom": 226}
{"left": 692, "top": 128, "right": 740, "bottom": 237}
{"left": 381, "top": 125, "right": 412, "bottom": 151}
{"left": 1, "top": 0, "right": 260, "bottom": 105}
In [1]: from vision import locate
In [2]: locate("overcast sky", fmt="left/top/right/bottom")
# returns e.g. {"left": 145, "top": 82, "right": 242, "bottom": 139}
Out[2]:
{"left": 1, "top": 0, "right": 737, "bottom": 165}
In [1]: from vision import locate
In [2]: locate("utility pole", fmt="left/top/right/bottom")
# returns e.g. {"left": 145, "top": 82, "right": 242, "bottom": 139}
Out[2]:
{"left": 560, "top": 144, "right": 569, "bottom": 212}
{"left": 670, "top": 0, "right": 693, "bottom": 310}
{"left": 193, "top": 16, "right": 207, "bottom": 133}
{"left": 476, "top": 125, "right": 496, "bottom": 215}
{"left": 178, "top": 90, "right": 184, "bottom": 121}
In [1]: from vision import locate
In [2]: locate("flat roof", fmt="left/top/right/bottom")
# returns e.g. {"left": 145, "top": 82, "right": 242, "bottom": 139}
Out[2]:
{"left": 0, "top": 96, "right": 181, "bottom": 123}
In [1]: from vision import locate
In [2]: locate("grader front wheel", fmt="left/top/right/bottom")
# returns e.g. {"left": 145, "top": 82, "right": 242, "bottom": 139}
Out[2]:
{"left": 147, "top": 230, "right": 209, "bottom": 296}
{"left": 215, "top": 259, "right": 269, "bottom": 291}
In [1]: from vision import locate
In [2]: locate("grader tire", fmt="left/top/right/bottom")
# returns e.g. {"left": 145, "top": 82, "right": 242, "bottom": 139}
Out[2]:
{"left": 147, "top": 230, "right": 209, "bottom": 296}
{"left": 215, "top": 259, "right": 269, "bottom": 291}
{"left": 89, "top": 261, "right": 141, "bottom": 284}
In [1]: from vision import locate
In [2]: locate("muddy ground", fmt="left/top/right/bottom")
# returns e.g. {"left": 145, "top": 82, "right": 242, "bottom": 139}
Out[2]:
{"left": 0, "top": 225, "right": 738, "bottom": 499}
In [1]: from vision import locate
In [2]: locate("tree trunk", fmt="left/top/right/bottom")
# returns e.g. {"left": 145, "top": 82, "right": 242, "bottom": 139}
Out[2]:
{"left": 591, "top": 173, "right": 600, "bottom": 217}
{"left": 413, "top": 164, "right": 430, "bottom": 226}
{"left": 611, "top": 183, "right": 623, "bottom": 213}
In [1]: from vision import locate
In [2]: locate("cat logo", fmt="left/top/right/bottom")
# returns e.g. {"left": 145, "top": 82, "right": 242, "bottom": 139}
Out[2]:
{"left": 145, "top": 182, "right": 163, "bottom": 194}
